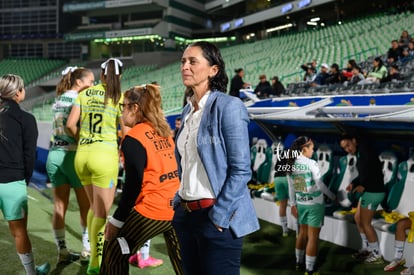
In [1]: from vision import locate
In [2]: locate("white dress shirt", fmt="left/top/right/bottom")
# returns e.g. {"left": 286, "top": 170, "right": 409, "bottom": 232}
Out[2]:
{"left": 177, "top": 92, "right": 215, "bottom": 200}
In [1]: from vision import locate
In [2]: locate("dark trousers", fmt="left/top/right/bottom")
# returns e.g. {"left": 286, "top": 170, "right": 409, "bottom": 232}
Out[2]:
{"left": 100, "top": 209, "right": 183, "bottom": 275}
{"left": 172, "top": 206, "right": 243, "bottom": 275}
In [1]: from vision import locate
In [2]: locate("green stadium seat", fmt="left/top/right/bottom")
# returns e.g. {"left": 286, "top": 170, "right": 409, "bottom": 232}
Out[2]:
{"left": 372, "top": 156, "right": 414, "bottom": 233}
{"left": 316, "top": 144, "right": 334, "bottom": 186}
{"left": 330, "top": 154, "right": 359, "bottom": 210}
{"left": 251, "top": 139, "right": 270, "bottom": 184}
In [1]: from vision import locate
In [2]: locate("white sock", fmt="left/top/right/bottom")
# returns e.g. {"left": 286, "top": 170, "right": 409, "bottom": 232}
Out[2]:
{"left": 295, "top": 248, "right": 305, "bottom": 264}
{"left": 305, "top": 255, "right": 316, "bottom": 272}
{"left": 360, "top": 233, "right": 369, "bottom": 251}
{"left": 280, "top": 216, "right": 288, "bottom": 233}
{"left": 395, "top": 240, "right": 405, "bottom": 259}
{"left": 53, "top": 228, "right": 67, "bottom": 253}
{"left": 368, "top": 241, "right": 380, "bottom": 257}
{"left": 18, "top": 252, "right": 36, "bottom": 275}
{"left": 140, "top": 240, "right": 151, "bottom": 260}
{"left": 81, "top": 226, "right": 90, "bottom": 251}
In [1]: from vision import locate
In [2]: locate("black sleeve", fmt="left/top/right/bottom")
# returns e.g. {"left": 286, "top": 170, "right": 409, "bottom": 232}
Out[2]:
{"left": 112, "top": 136, "right": 147, "bottom": 222}
{"left": 355, "top": 141, "right": 384, "bottom": 191}
{"left": 22, "top": 113, "right": 38, "bottom": 184}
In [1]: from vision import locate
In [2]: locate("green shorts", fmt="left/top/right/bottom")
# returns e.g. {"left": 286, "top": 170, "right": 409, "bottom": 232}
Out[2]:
{"left": 46, "top": 150, "right": 82, "bottom": 188}
{"left": 297, "top": 203, "right": 325, "bottom": 228}
{"left": 74, "top": 149, "right": 119, "bottom": 189}
{"left": 0, "top": 180, "right": 28, "bottom": 221}
{"left": 360, "top": 191, "right": 385, "bottom": 211}
{"left": 274, "top": 176, "right": 289, "bottom": 201}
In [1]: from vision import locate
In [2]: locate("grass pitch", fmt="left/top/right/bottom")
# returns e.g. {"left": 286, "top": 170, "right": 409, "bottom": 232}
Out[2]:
{"left": 0, "top": 187, "right": 402, "bottom": 274}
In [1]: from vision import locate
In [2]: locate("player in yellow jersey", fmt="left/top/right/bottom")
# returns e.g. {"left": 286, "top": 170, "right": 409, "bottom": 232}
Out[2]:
{"left": 67, "top": 58, "right": 127, "bottom": 275}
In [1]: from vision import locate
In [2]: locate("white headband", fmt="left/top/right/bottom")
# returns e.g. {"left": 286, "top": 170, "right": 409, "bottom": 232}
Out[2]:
{"left": 61, "top": 66, "right": 78, "bottom": 76}
{"left": 101, "top": 58, "right": 123, "bottom": 75}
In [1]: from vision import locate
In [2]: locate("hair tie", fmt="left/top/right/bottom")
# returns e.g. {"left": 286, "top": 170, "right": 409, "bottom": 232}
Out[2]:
{"left": 61, "top": 66, "right": 78, "bottom": 76}
{"left": 101, "top": 58, "right": 123, "bottom": 75}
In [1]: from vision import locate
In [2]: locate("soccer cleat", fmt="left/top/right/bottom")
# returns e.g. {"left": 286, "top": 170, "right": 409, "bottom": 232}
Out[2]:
{"left": 384, "top": 258, "right": 406, "bottom": 272}
{"left": 128, "top": 253, "right": 139, "bottom": 265}
{"left": 282, "top": 231, "right": 288, "bottom": 237}
{"left": 401, "top": 266, "right": 414, "bottom": 275}
{"left": 137, "top": 253, "right": 163, "bottom": 269}
{"left": 352, "top": 249, "right": 370, "bottom": 261}
{"left": 305, "top": 270, "right": 320, "bottom": 275}
{"left": 57, "top": 251, "right": 80, "bottom": 264}
{"left": 36, "top": 262, "right": 50, "bottom": 275}
{"left": 364, "top": 253, "right": 384, "bottom": 264}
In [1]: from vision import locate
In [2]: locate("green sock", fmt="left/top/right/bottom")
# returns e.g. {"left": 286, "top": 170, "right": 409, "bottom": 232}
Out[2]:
{"left": 89, "top": 216, "right": 106, "bottom": 268}
{"left": 87, "top": 209, "right": 94, "bottom": 240}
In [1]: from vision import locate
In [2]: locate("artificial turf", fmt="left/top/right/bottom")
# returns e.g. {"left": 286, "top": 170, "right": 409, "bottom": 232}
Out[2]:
{"left": 0, "top": 187, "right": 403, "bottom": 274}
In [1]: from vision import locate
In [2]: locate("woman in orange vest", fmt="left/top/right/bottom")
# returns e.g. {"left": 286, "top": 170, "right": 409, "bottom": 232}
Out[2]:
{"left": 100, "top": 84, "right": 183, "bottom": 274}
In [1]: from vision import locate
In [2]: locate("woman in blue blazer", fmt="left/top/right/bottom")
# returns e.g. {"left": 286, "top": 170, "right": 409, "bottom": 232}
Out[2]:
{"left": 172, "top": 41, "right": 260, "bottom": 275}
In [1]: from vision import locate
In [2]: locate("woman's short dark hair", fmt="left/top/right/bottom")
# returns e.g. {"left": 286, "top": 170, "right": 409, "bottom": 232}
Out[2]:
{"left": 373, "top": 56, "right": 385, "bottom": 70}
{"left": 339, "top": 134, "right": 355, "bottom": 142}
{"left": 187, "top": 41, "right": 228, "bottom": 93}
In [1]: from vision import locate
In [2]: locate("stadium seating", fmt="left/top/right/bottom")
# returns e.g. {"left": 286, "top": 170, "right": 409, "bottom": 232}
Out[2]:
{"left": 380, "top": 150, "right": 400, "bottom": 195}
{"left": 329, "top": 154, "right": 359, "bottom": 210}
{"left": 316, "top": 144, "right": 334, "bottom": 186}
{"left": 373, "top": 156, "right": 414, "bottom": 232}
{"left": 26, "top": 11, "right": 414, "bottom": 118}
{"left": 0, "top": 58, "right": 66, "bottom": 85}
{"left": 251, "top": 139, "right": 270, "bottom": 184}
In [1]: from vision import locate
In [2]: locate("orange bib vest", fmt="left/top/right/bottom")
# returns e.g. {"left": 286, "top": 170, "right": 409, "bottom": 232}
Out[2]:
{"left": 126, "top": 122, "right": 179, "bottom": 221}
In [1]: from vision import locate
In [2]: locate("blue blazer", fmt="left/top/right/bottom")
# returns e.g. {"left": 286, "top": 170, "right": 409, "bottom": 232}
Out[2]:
{"left": 175, "top": 91, "right": 260, "bottom": 237}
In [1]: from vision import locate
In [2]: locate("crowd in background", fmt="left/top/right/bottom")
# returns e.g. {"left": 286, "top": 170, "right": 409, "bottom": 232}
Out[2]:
{"left": 229, "top": 29, "right": 414, "bottom": 99}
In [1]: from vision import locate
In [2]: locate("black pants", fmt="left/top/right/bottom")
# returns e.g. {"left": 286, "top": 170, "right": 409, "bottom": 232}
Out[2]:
{"left": 100, "top": 209, "right": 183, "bottom": 274}
{"left": 172, "top": 206, "right": 243, "bottom": 275}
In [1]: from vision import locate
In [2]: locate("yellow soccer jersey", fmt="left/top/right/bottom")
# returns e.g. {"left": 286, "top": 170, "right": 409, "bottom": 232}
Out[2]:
{"left": 74, "top": 83, "right": 123, "bottom": 150}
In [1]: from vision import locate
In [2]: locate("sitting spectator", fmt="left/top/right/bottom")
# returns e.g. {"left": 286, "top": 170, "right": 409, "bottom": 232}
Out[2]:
{"left": 304, "top": 67, "right": 317, "bottom": 83}
{"left": 254, "top": 74, "right": 272, "bottom": 98}
{"left": 310, "top": 63, "right": 330, "bottom": 86}
{"left": 383, "top": 217, "right": 412, "bottom": 272}
{"left": 382, "top": 65, "right": 402, "bottom": 83}
{"left": 388, "top": 40, "right": 403, "bottom": 64}
{"left": 400, "top": 47, "right": 413, "bottom": 65}
{"left": 359, "top": 57, "right": 388, "bottom": 84}
{"left": 407, "top": 41, "right": 414, "bottom": 56}
{"left": 342, "top": 59, "right": 357, "bottom": 81}
{"left": 301, "top": 59, "right": 317, "bottom": 81}
{"left": 386, "top": 56, "right": 399, "bottom": 68}
{"left": 326, "top": 63, "right": 345, "bottom": 85}
{"left": 270, "top": 76, "right": 286, "bottom": 97}
{"left": 399, "top": 30, "right": 411, "bottom": 47}
{"left": 348, "top": 66, "right": 365, "bottom": 85}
